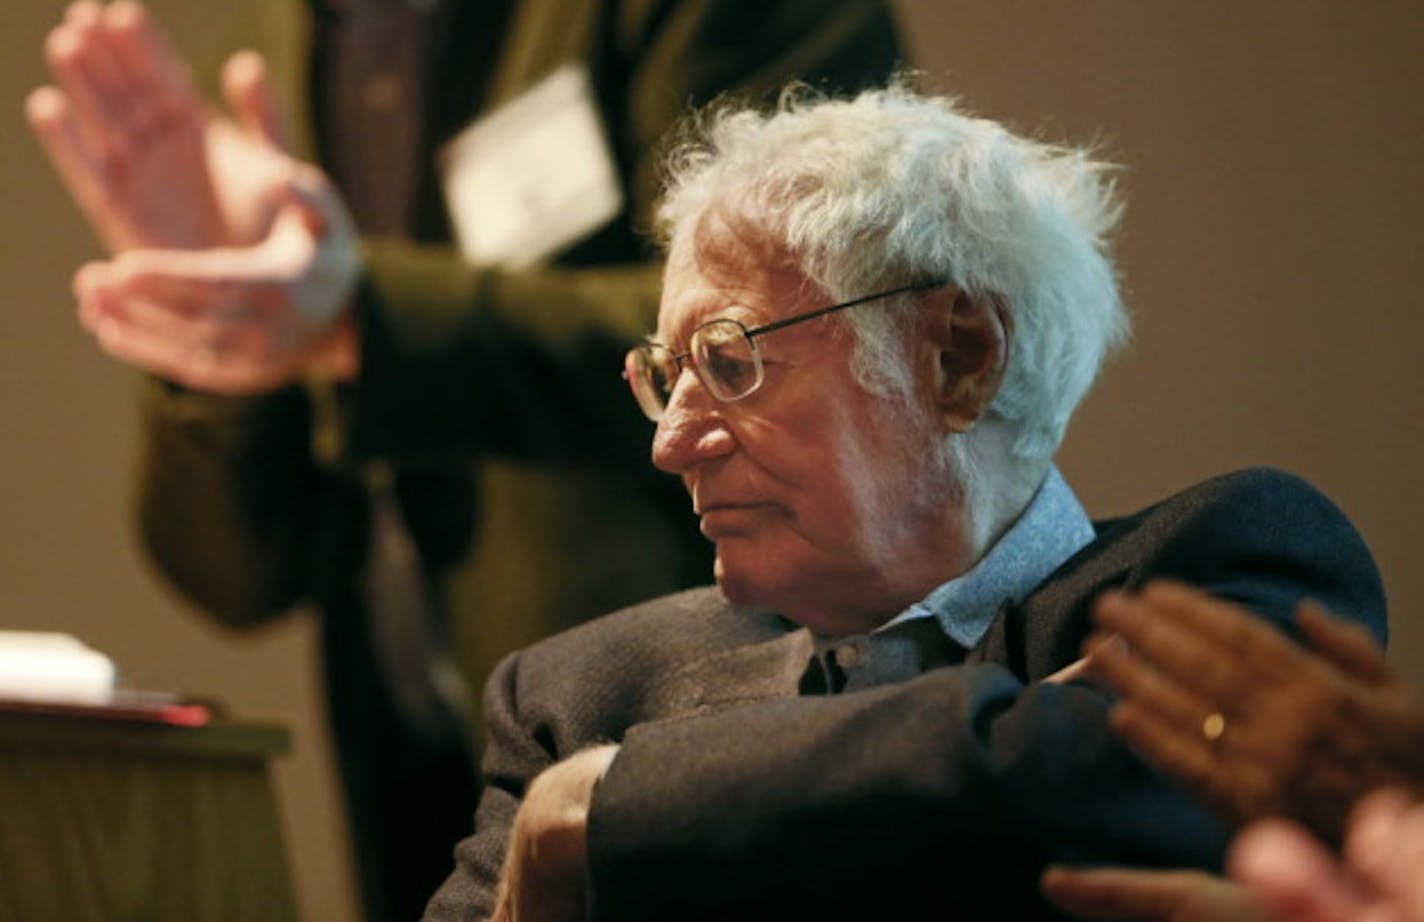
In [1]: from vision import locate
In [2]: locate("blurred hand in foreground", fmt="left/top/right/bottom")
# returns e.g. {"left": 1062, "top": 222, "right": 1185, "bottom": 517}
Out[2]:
{"left": 1085, "top": 580, "right": 1424, "bottom": 845}
{"left": 28, "top": 0, "right": 294, "bottom": 252}
{"left": 30, "top": 0, "right": 363, "bottom": 390}
{"left": 72, "top": 165, "right": 361, "bottom": 393}
{"left": 1230, "top": 788, "right": 1424, "bottom": 922}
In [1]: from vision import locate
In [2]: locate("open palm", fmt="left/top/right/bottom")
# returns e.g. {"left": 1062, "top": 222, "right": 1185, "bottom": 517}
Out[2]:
{"left": 28, "top": 0, "right": 292, "bottom": 253}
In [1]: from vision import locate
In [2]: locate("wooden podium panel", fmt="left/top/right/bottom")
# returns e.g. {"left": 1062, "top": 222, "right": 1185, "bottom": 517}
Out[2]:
{"left": 0, "top": 711, "right": 297, "bottom": 922}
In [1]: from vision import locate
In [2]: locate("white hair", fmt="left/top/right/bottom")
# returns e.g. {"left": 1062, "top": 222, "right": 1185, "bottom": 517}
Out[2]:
{"left": 656, "top": 82, "right": 1128, "bottom": 461}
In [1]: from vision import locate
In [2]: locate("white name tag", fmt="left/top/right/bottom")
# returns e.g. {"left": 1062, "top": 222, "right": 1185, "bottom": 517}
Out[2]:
{"left": 438, "top": 63, "right": 623, "bottom": 269}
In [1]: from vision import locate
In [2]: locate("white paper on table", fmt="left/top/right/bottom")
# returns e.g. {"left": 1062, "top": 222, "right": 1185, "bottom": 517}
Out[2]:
{"left": 0, "top": 631, "right": 116, "bottom": 705}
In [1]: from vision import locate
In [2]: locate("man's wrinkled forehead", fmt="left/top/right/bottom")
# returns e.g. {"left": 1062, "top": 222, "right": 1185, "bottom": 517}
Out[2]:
{"left": 682, "top": 203, "right": 788, "bottom": 278}
{"left": 658, "top": 205, "right": 802, "bottom": 337}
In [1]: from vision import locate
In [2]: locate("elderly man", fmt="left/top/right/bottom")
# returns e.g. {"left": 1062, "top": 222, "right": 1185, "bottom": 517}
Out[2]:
{"left": 423, "top": 85, "right": 1386, "bottom": 921}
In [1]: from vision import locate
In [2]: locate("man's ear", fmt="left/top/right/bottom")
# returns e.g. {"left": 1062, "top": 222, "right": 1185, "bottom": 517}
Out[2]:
{"left": 923, "top": 288, "right": 1012, "bottom": 433}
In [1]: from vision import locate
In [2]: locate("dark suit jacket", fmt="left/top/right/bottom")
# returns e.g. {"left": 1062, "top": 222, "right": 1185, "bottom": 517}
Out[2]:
{"left": 424, "top": 468, "right": 1386, "bottom": 921}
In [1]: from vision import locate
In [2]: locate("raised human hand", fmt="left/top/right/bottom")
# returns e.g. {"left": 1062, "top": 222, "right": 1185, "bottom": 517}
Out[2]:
{"left": 73, "top": 163, "right": 362, "bottom": 394}
{"left": 1085, "top": 581, "right": 1424, "bottom": 846}
{"left": 27, "top": 0, "right": 292, "bottom": 252}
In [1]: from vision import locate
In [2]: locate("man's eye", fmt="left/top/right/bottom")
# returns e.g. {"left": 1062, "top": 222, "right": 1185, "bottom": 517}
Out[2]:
{"left": 709, "top": 352, "right": 756, "bottom": 390}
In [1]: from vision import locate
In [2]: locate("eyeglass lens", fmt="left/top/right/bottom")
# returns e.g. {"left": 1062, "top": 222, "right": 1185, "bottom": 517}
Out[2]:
{"left": 690, "top": 320, "right": 762, "bottom": 402}
{"left": 626, "top": 319, "right": 765, "bottom": 421}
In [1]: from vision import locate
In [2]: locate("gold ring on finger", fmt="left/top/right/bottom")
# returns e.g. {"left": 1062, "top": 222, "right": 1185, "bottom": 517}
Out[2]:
{"left": 1202, "top": 712, "right": 1227, "bottom": 745}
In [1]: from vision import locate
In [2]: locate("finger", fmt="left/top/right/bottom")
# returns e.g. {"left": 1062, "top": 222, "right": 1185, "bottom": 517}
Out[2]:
{"left": 1072, "top": 632, "right": 1126, "bottom": 693}
{"left": 104, "top": 268, "right": 254, "bottom": 330}
{"left": 102, "top": 0, "right": 200, "bottom": 141}
{"left": 1041, "top": 865, "right": 1209, "bottom": 920}
{"left": 64, "top": 0, "right": 102, "bottom": 25}
{"left": 88, "top": 247, "right": 271, "bottom": 327}
{"left": 1381, "top": 796, "right": 1424, "bottom": 916}
{"left": 1095, "top": 584, "right": 1289, "bottom": 698}
{"left": 1109, "top": 699, "right": 1236, "bottom": 811}
{"left": 73, "top": 259, "right": 109, "bottom": 298}
{"left": 1091, "top": 589, "right": 1228, "bottom": 692}
{"left": 77, "top": 263, "right": 234, "bottom": 357}
{"left": 87, "top": 304, "right": 289, "bottom": 395}
{"left": 102, "top": 203, "right": 315, "bottom": 314}
{"left": 1083, "top": 614, "right": 1211, "bottom": 728}
{"left": 108, "top": 246, "right": 304, "bottom": 342}
{"left": 78, "top": 2, "right": 149, "bottom": 119}
{"left": 26, "top": 85, "right": 104, "bottom": 193}
{"left": 1044, "top": 655, "right": 1091, "bottom": 685}
{"left": 103, "top": 0, "right": 198, "bottom": 106}
{"left": 1138, "top": 580, "right": 1302, "bottom": 663}
{"left": 98, "top": 258, "right": 305, "bottom": 362}
{"left": 26, "top": 86, "right": 138, "bottom": 250}
{"left": 221, "top": 50, "right": 290, "bottom": 151}
{"left": 82, "top": 278, "right": 220, "bottom": 343}
{"left": 42, "top": 24, "right": 111, "bottom": 160}
{"left": 109, "top": 241, "right": 284, "bottom": 288}
{"left": 1230, "top": 819, "right": 1365, "bottom": 922}
{"left": 1294, "top": 601, "right": 1392, "bottom": 683}
{"left": 1082, "top": 612, "right": 1266, "bottom": 822}
{"left": 44, "top": 12, "right": 130, "bottom": 161}
{"left": 74, "top": 260, "right": 118, "bottom": 330}
{"left": 1342, "top": 788, "right": 1413, "bottom": 894}
{"left": 84, "top": 299, "right": 209, "bottom": 384}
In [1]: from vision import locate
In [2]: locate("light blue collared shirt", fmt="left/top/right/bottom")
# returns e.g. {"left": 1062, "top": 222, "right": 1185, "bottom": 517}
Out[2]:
{"left": 880, "top": 466, "right": 1095, "bottom": 649}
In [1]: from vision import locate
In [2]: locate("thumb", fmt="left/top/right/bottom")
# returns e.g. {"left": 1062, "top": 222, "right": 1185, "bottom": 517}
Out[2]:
{"left": 221, "top": 50, "right": 290, "bottom": 151}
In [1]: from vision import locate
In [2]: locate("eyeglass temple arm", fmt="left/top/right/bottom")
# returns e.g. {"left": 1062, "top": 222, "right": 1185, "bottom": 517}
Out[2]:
{"left": 747, "top": 279, "right": 951, "bottom": 338}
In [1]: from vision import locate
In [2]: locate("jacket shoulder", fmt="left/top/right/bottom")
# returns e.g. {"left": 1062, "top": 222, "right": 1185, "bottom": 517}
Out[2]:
{"left": 997, "top": 468, "right": 1386, "bottom": 678}
{"left": 1099, "top": 467, "right": 1384, "bottom": 636}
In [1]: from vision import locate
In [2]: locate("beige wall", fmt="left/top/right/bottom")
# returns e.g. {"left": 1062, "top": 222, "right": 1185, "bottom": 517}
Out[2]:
{"left": 2, "top": 2, "right": 1420, "bottom": 919}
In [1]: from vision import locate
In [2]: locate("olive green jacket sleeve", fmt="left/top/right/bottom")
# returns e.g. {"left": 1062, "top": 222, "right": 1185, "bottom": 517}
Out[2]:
{"left": 138, "top": 383, "right": 324, "bottom": 626}
{"left": 344, "top": 254, "right": 665, "bottom": 464}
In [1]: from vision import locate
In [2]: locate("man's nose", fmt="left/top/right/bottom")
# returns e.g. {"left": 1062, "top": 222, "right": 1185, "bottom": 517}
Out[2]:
{"left": 651, "top": 372, "right": 735, "bottom": 474}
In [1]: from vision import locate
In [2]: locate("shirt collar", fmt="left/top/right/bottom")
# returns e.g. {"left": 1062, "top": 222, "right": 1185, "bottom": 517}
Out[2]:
{"left": 880, "top": 466, "right": 1094, "bottom": 649}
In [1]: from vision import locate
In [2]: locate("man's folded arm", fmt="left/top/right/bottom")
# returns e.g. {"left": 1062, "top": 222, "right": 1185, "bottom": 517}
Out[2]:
{"left": 582, "top": 471, "right": 1388, "bottom": 920}
{"left": 585, "top": 663, "right": 1227, "bottom": 920}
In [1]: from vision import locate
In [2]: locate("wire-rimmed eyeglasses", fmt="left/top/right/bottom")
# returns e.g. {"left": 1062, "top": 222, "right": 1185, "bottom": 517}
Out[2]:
{"left": 623, "top": 279, "right": 948, "bottom": 422}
